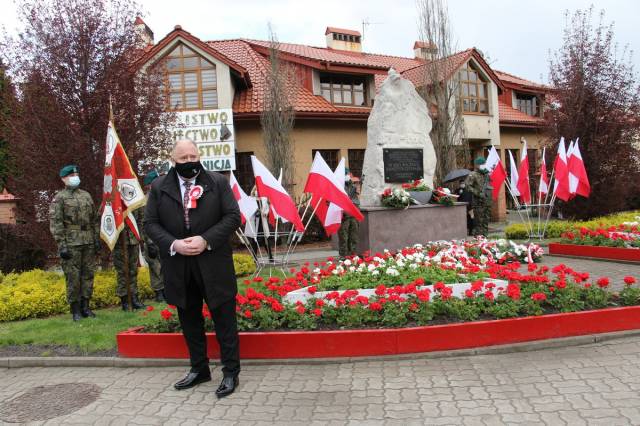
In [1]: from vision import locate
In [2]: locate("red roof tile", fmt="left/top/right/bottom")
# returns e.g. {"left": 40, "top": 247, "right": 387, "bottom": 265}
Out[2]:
{"left": 0, "top": 189, "right": 16, "bottom": 201}
{"left": 413, "top": 41, "right": 436, "bottom": 49}
{"left": 498, "top": 101, "right": 545, "bottom": 126}
{"left": 495, "top": 70, "right": 548, "bottom": 91}
{"left": 325, "top": 27, "right": 361, "bottom": 36}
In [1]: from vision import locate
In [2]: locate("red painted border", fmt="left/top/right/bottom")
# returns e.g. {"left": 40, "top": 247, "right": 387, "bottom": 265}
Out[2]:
{"left": 549, "top": 243, "right": 640, "bottom": 262}
{"left": 117, "top": 306, "right": 640, "bottom": 359}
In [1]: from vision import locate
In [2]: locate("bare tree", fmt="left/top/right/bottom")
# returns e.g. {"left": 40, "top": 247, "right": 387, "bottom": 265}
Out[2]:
{"left": 260, "top": 24, "right": 296, "bottom": 191}
{"left": 416, "top": 0, "right": 468, "bottom": 185}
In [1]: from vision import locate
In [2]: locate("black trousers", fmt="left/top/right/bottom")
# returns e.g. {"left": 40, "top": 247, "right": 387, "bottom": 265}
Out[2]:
{"left": 177, "top": 257, "right": 240, "bottom": 377}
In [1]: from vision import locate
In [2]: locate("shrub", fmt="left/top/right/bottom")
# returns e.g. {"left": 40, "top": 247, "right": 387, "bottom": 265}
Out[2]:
{"left": 0, "top": 254, "right": 255, "bottom": 322}
{"left": 0, "top": 224, "right": 47, "bottom": 273}
{"left": 505, "top": 210, "right": 640, "bottom": 239}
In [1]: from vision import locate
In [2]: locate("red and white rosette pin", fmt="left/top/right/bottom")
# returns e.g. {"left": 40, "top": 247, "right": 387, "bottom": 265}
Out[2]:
{"left": 187, "top": 185, "right": 203, "bottom": 209}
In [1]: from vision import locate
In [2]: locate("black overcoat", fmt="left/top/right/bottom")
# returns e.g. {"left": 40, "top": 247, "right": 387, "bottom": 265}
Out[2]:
{"left": 144, "top": 168, "right": 241, "bottom": 309}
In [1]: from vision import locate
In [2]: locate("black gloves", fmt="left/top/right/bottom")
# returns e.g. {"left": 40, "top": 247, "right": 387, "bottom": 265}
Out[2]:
{"left": 60, "top": 248, "right": 72, "bottom": 260}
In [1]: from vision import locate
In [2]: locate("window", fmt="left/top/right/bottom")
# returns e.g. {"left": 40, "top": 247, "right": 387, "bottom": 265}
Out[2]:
{"left": 312, "top": 149, "right": 340, "bottom": 170}
{"left": 516, "top": 94, "right": 540, "bottom": 116}
{"left": 458, "top": 62, "right": 489, "bottom": 114}
{"left": 163, "top": 43, "right": 217, "bottom": 110}
{"left": 235, "top": 152, "right": 254, "bottom": 194}
{"left": 348, "top": 149, "right": 365, "bottom": 178}
{"left": 320, "top": 74, "right": 367, "bottom": 106}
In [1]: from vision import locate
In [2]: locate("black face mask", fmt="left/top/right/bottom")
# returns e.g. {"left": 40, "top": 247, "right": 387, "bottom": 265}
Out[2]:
{"left": 175, "top": 161, "right": 202, "bottom": 179}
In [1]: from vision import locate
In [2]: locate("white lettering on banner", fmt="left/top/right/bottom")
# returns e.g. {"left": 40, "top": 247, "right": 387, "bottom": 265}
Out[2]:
{"left": 169, "top": 108, "right": 235, "bottom": 171}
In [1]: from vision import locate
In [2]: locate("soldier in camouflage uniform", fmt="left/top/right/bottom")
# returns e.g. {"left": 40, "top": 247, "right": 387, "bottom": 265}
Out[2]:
{"left": 338, "top": 169, "right": 360, "bottom": 258}
{"left": 49, "top": 165, "right": 100, "bottom": 321}
{"left": 464, "top": 157, "right": 493, "bottom": 236}
{"left": 142, "top": 170, "right": 164, "bottom": 302}
{"left": 113, "top": 207, "right": 146, "bottom": 310}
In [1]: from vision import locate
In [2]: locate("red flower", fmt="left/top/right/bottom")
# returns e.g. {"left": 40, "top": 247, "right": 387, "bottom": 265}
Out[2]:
{"left": 146, "top": 305, "right": 154, "bottom": 312}
{"left": 307, "top": 286, "right": 317, "bottom": 294}
{"left": 597, "top": 277, "right": 610, "bottom": 288}
{"left": 315, "top": 299, "right": 325, "bottom": 307}
{"left": 556, "top": 280, "right": 567, "bottom": 289}
{"left": 527, "top": 263, "right": 537, "bottom": 272}
{"left": 296, "top": 305, "right": 305, "bottom": 314}
{"left": 160, "top": 309, "right": 173, "bottom": 320}
{"left": 271, "top": 301, "right": 284, "bottom": 312}
{"left": 484, "top": 290, "right": 494, "bottom": 301}
{"left": 434, "top": 282, "right": 445, "bottom": 291}
{"left": 312, "top": 308, "right": 322, "bottom": 317}
{"left": 244, "top": 309, "right": 252, "bottom": 318}
{"left": 409, "top": 303, "right": 418, "bottom": 311}
{"left": 624, "top": 276, "right": 636, "bottom": 285}
{"left": 531, "top": 292, "right": 547, "bottom": 302}
{"left": 167, "top": 304, "right": 177, "bottom": 310}
{"left": 375, "top": 285, "right": 387, "bottom": 296}
{"left": 506, "top": 283, "right": 520, "bottom": 300}
{"left": 369, "top": 302, "right": 383, "bottom": 311}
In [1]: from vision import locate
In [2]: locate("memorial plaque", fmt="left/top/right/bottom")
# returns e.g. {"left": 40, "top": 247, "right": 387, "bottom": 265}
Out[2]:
{"left": 383, "top": 148, "right": 424, "bottom": 183}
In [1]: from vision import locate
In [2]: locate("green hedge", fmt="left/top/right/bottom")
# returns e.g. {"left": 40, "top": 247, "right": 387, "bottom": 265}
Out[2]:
{"left": 0, "top": 254, "right": 255, "bottom": 322}
{"left": 505, "top": 210, "right": 640, "bottom": 240}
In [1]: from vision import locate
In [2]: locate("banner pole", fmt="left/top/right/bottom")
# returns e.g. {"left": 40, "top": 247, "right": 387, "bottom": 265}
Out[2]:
{"left": 121, "top": 235, "right": 133, "bottom": 312}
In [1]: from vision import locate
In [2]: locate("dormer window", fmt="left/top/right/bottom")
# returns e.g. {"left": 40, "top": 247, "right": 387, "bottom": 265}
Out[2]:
{"left": 516, "top": 93, "right": 540, "bottom": 116}
{"left": 163, "top": 43, "right": 218, "bottom": 110}
{"left": 458, "top": 62, "right": 489, "bottom": 114}
{"left": 320, "top": 74, "right": 368, "bottom": 106}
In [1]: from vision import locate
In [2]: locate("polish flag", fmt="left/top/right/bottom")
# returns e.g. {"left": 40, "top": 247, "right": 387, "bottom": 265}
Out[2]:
{"left": 251, "top": 156, "right": 304, "bottom": 232}
{"left": 538, "top": 147, "right": 549, "bottom": 196}
{"left": 553, "top": 137, "right": 571, "bottom": 201}
{"left": 311, "top": 158, "right": 346, "bottom": 236}
{"left": 516, "top": 140, "right": 531, "bottom": 204}
{"left": 508, "top": 150, "right": 520, "bottom": 196}
{"left": 568, "top": 140, "right": 590, "bottom": 198}
{"left": 304, "top": 152, "right": 363, "bottom": 221}
{"left": 229, "top": 171, "right": 258, "bottom": 228}
{"left": 567, "top": 140, "right": 577, "bottom": 198}
{"left": 486, "top": 146, "right": 506, "bottom": 200}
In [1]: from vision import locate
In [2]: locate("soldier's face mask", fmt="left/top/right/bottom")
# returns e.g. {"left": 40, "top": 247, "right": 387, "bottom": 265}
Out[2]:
{"left": 66, "top": 176, "right": 81, "bottom": 188}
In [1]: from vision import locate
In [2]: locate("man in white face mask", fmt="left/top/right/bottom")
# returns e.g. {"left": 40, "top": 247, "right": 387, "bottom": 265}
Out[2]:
{"left": 49, "top": 165, "right": 100, "bottom": 321}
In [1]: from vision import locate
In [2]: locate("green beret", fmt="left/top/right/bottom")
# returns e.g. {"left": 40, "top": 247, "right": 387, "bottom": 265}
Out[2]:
{"left": 59, "top": 165, "right": 78, "bottom": 177}
{"left": 474, "top": 157, "right": 486, "bottom": 165}
{"left": 143, "top": 170, "right": 159, "bottom": 186}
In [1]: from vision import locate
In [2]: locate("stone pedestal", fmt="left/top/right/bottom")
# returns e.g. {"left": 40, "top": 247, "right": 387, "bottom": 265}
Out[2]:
{"left": 355, "top": 203, "right": 468, "bottom": 254}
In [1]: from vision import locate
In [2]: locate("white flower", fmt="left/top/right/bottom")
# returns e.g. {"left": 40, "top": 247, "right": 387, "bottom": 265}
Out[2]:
{"left": 349, "top": 266, "right": 356, "bottom": 272}
{"left": 343, "top": 259, "right": 352, "bottom": 266}
{"left": 313, "top": 268, "right": 321, "bottom": 275}
{"left": 409, "top": 263, "right": 418, "bottom": 270}
{"left": 372, "top": 270, "right": 380, "bottom": 276}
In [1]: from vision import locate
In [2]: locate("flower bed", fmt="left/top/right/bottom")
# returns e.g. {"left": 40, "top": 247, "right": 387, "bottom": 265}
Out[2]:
{"left": 549, "top": 243, "right": 640, "bottom": 262}
{"left": 560, "top": 224, "right": 639, "bottom": 249}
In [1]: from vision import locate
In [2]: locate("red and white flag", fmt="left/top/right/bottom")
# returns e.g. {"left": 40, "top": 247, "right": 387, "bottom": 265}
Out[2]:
{"left": 251, "top": 156, "right": 304, "bottom": 232}
{"left": 486, "top": 146, "right": 506, "bottom": 200}
{"left": 100, "top": 120, "right": 146, "bottom": 251}
{"left": 538, "top": 147, "right": 549, "bottom": 197}
{"left": 508, "top": 150, "right": 520, "bottom": 196}
{"left": 516, "top": 140, "right": 531, "bottom": 204}
{"left": 553, "top": 137, "right": 571, "bottom": 201}
{"left": 568, "top": 140, "right": 590, "bottom": 198}
{"left": 311, "top": 158, "right": 346, "bottom": 236}
{"left": 229, "top": 171, "right": 258, "bottom": 228}
{"left": 304, "top": 152, "right": 363, "bottom": 221}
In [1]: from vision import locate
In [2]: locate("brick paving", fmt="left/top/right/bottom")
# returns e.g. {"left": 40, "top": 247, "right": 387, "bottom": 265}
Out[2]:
{"left": 3, "top": 334, "right": 640, "bottom": 425}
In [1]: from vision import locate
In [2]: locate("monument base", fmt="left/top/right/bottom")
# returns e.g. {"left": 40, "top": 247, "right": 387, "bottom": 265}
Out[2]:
{"left": 355, "top": 203, "right": 468, "bottom": 254}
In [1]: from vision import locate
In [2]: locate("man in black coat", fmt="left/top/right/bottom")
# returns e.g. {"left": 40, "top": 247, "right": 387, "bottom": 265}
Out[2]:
{"left": 144, "top": 139, "right": 242, "bottom": 398}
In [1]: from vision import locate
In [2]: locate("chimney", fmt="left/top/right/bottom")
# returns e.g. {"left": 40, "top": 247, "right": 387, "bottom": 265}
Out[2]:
{"left": 325, "top": 27, "right": 362, "bottom": 52}
{"left": 134, "top": 16, "right": 154, "bottom": 47}
{"left": 413, "top": 41, "right": 438, "bottom": 60}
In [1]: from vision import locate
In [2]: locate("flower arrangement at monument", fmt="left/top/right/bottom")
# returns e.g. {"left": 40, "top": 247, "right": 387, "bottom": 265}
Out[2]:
{"left": 380, "top": 187, "right": 412, "bottom": 208}
{"left": 401, "top": 179, "right": 431, "bottom": 192}
{"left": 430, "top": 187, "right": 458, "bottom": 206}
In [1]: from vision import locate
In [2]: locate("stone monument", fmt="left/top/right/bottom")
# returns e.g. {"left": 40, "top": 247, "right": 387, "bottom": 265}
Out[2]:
{"left": 360, "top": 68, "right": 437, "bottom": 206}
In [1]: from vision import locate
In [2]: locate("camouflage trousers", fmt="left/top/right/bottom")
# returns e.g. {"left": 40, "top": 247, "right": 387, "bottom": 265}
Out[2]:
{"left": 61, "top": 244, "right": 95, "bottom": 303}
{"left": 471, "top": 202, "right": 491, "bottom": 236}
{"left": 143, "top": 254, "right": 164, "bottom": 291}
{"left": 113, "top": 243, "right": 139, "bottom": 297}
{"left": 339, "top": 215, "right": 359, "bottom": 257}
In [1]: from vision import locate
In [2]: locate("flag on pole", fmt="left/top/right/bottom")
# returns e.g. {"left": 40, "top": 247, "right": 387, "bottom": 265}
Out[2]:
{"left": 568, "top": 140, "right": 590, "bottom": 197}
{"left": 311, "top": 158, "right": 346, "bottom": 236}
{"left": 486, "top": 146, "right": 506, "bottom": 200}
{"left": 304, "top": 152, "right": 363, "bottom": 221}
{"left": 538, "top": 147, "right": 549, "bottom": 196}
{"left": 516, "top": 140, "right": 531, "bottom": 204}
{"left": 567, "top": 140, "right": 578, "bottom": 198}
{"left": 251, "top": 156, "right": 304, "bottom": 232}
{"left": 508, "top": 150, "right": 520, "bottom": 196}
{"left": 100, "top": 118, "right": 146, "bottom": 250}
{"left": 229, "top": 171, "right": 258, "bottom": 228}
{"left": 553, "top": 137, "right": 571, "bottom": 201}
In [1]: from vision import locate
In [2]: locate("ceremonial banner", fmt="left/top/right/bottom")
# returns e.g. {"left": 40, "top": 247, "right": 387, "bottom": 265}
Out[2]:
{"left": 100, "top": 120, "right": 146, "bottom": 250}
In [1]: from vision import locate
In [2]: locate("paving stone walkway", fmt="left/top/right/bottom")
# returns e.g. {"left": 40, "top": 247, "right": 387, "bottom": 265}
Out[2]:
{"left": 3, "top": 334, "right": 640, "bottom": 425}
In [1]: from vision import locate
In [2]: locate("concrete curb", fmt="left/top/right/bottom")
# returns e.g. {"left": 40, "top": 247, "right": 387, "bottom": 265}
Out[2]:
{"left": 3, "top": 329, "right": 640, "bottom": 368}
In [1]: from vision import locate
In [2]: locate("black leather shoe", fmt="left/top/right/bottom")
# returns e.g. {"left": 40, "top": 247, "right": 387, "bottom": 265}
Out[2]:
{"left": 131, "top": 294, "right": 146, "bottom": 310}
{"left": 174, "top": 370, "right": 211, "bottom": 390}
{"left": 70, "top": 302, "right": 81, "bottom": 322}
{"left": 154, "top": 290, "right": 165, "bottom": 303}
{"left": 120, "top": 296, "right": 130, "bottom": 311}
{"left": 80, "top": 298, "right": 96, "bottom": 318}
{"left": 215, "top": 375, "right": 239, "bottom": 398}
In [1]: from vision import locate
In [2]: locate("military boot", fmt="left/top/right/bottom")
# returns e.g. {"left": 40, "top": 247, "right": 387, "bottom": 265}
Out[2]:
{"left": 120, "top": 296, "right": 130, "bottom": 311}
{"left": 80, "top": 298, "right": 96, "bottom": 318}
{"left": 154, "top": 290, "right": 165, "bottom": 303}
{"left": 131, "top": 294, "right": 146, "bottom": 310}
{"left": 70, "top": 302, "right": 82, "bottom": 321}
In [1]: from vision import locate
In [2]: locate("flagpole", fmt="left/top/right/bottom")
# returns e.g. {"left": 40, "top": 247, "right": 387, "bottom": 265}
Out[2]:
{"left": 285, "top": 196, "right": 323, "bottom": 263}
{"left": 121, "top": 236, "right": 133, "bottom": 312}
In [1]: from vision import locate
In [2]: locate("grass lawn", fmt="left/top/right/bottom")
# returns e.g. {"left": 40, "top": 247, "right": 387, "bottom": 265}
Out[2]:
{"left": 0, "top": 302, "right": 167, "bottom": 354}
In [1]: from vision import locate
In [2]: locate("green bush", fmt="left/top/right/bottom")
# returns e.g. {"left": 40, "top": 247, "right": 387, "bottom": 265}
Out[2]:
{"left": 505, "top": 210, "right": 640, "bottom": 239}
{"left": 0, "top": 254, "right": 255, "bottom": 322}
